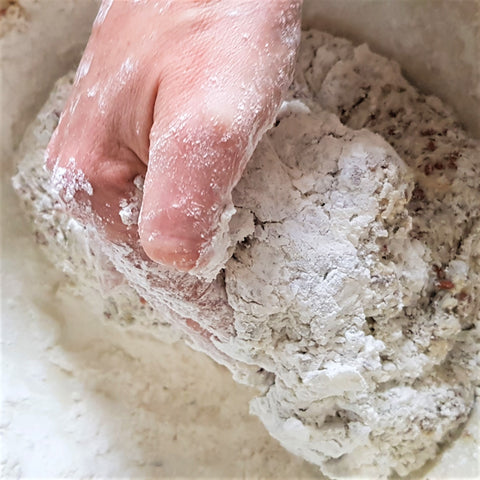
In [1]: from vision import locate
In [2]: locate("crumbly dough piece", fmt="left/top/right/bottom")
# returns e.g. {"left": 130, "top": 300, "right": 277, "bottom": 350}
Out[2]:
{"left": 13, "top": 30, "right": 479, "bottom": 478}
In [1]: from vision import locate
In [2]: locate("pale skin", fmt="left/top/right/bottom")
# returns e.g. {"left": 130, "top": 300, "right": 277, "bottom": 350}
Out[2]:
{"left": 46, "top": 0, "right": 302, "bottom": 274}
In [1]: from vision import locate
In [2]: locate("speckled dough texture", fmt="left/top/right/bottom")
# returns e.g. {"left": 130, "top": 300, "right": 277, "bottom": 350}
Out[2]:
{"left": 13, "top": 30, "right": 480, "bottom": 479}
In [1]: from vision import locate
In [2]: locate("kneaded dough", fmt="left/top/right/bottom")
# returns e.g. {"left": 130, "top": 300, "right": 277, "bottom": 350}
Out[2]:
{"left": 13, "top": 30, "right": 480, "bottom": 478}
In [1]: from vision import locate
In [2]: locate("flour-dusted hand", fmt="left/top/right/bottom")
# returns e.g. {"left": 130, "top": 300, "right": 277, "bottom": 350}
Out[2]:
{"left": 45, "top": 0, "right": 301, "bottom": 275}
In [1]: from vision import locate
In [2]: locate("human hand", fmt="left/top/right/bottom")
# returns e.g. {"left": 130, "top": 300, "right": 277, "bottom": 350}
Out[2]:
{"left": 46, "top": 0, "right": 301, "bottom": 274}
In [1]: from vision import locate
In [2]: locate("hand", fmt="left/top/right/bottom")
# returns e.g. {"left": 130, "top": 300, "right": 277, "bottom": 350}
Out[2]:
{"left": 46, "top": 0, "right": 301, "bottom": 274}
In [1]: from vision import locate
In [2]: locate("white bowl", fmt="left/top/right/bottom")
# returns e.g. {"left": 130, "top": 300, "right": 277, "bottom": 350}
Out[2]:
{"left": 1, "top": 1, "right": 478, "bottom": 478}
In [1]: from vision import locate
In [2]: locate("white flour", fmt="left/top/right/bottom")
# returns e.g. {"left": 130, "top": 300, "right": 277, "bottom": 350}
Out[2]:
{"left": 4, "top": 29, "right": 480, "bottom": 479}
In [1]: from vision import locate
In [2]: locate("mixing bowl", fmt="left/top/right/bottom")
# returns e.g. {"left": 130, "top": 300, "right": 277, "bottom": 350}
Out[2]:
{"left": 1, "top": 1, "right": 478, "bottom": 477}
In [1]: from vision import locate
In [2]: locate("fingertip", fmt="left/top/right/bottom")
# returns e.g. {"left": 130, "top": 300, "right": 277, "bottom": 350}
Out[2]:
{"left": 138, "top": 208, "right": 204, "bottom": 271}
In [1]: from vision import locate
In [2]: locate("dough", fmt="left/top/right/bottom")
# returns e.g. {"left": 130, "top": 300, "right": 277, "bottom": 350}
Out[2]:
{"left": 13, "top": 30, "right": 480, "bottom": 478}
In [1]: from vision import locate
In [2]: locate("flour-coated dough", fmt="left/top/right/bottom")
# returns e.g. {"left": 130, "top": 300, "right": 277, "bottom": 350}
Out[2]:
{"left": 13, "top": 30, "right": 480, "bottom": 478}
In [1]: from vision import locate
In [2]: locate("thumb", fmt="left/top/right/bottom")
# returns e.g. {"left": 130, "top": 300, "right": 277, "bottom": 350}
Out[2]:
{"left": 138, "top": 101, "right": 249, "bottom": 276}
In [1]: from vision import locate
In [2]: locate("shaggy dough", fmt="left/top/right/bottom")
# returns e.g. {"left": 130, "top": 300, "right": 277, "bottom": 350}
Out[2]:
{"left": 13, "top": 30, "right": 480, "bottom": 478}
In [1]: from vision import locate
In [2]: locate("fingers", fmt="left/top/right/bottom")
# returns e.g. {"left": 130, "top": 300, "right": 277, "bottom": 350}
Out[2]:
{"left": 139, "top": 103, "right": 248, "bottom": 272}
